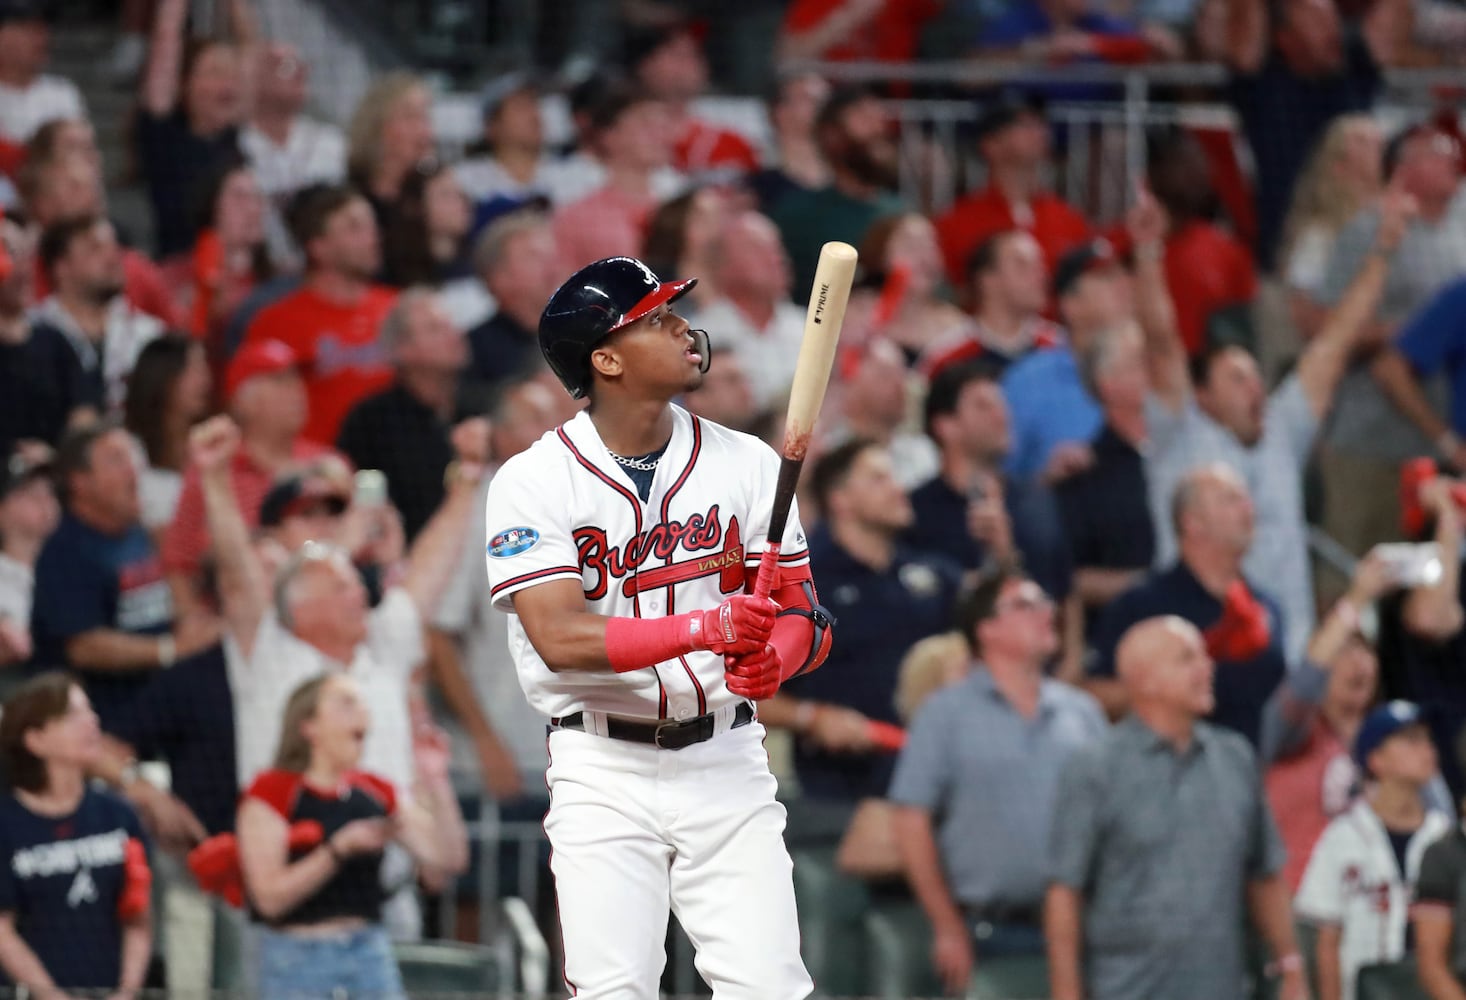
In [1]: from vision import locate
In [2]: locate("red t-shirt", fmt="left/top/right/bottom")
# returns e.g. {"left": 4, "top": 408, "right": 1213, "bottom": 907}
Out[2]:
{"left": 35, "top": 248, "right": 183, "bottom": 328}
{"left": 933, "top": 185, "right": 1091, "bottom": 289}
{"left": 242, "top": 286, "right": 398, "bottom": 445}
{"left": 673, "top": 119, "right": 760, "bottom": 177}
{"left": 162, "top": 440, "right": 337, "bottom": 580}
{"left": 1264, "top": 716, "right": 1356, "bottom": 893}
{"left": 782, "top": 0, "right": 941, "bottom": 63}
{"left": 1107, "top": 220, "right": 1257, "bottom": 356}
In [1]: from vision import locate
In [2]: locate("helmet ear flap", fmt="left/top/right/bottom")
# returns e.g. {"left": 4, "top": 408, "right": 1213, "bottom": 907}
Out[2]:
{"left": 690, "top": 328, "right": 712, "bottom": 375}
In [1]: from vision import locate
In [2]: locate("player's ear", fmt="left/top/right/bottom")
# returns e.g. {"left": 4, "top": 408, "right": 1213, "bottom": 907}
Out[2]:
{"left": 589, "top": 344, "right": 624, "bottom": 382}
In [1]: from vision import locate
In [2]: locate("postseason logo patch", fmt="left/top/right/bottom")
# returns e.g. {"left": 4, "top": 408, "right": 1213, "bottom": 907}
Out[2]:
{"left": 488, "top": 527, "right": 540, "bottom": 559}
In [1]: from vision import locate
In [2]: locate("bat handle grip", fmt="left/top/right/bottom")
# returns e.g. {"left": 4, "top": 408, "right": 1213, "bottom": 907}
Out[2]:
{"left": 753, "top": 544, "right": 781, "bottom": 600}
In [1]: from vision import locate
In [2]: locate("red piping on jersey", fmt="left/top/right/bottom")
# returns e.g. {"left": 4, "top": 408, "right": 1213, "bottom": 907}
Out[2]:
{"left": 660, "top": 416, "right": 706, "bottom": 715}
{"left": 490, "top": 564, "right": 583, "bottom": 600}
{"left": 557, "top": 426, "right": 668, "bottom": 719}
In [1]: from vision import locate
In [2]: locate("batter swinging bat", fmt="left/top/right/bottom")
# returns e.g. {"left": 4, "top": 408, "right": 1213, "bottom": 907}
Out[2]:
{"left": 754, "top": 240, "right": 859, "bottom": 599}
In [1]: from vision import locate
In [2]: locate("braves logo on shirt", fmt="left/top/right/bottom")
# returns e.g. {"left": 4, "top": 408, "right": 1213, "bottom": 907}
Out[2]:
{"left": 576, "top": 505, "right": 744, "bottom": 600}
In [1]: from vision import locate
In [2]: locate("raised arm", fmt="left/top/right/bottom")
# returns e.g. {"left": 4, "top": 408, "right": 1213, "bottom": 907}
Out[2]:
{"left": 1296, "top": 187, "right": 1415, "bottom": 418}
{"left": 190, "top": 417, "right": 269, "bottom": 657}
{"left": 1127, "top": 188, "right": 1189, "bottom": 413}
{"left": 1227, "top": 0, "right": 1270, "bottom": 73}
{"left": 1403, "top": 479, "right": 1465, "bottom": 641}
{"left": 140, "top": 0, "right": 188, "bottom": 116}
{"left": 399, "top": 420, "right": 490, "bottom": 618}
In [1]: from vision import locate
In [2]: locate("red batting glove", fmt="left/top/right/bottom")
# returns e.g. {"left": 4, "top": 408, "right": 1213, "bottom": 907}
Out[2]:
{"left": 690, "top": 595, "right": 778, "bottom": 656}
{"left": 725, "top": 643, "right": 783, "bottom": 700}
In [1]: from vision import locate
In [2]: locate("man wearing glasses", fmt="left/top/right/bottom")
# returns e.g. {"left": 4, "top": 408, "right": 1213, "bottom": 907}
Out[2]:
{"left": 889, "top": 568, "right": 1106, "bottom": 995}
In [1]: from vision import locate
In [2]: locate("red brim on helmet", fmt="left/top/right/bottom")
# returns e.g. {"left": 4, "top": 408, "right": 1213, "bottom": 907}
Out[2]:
{"left": 608, "top": 277, "right": 698, "bottom": 334}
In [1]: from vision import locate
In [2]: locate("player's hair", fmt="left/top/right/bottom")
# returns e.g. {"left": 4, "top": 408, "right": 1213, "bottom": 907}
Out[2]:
{"left": 953, "top": 566, "right": 1030, "bottom": 655}
{"left": 922, "top": 360, "right": 1001, "bottom": 442}
{"left": 0, "top": 672, "right": 80, "bottom": 793}
{"left": 37, "top": 211, "right": 104, "bottom": 281}
{"left": 472, "top": 207, "right": 550, "bottom": 279}
{"left": 272, "top": 674, "right": 334, "bottom": 773}
{"left": 810, "top": 437, "right": 882, "bottom": 517}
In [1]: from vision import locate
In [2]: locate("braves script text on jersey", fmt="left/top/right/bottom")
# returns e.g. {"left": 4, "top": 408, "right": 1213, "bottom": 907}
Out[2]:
{"left": 485, "top": 404, "right": 815, "bottom": 999}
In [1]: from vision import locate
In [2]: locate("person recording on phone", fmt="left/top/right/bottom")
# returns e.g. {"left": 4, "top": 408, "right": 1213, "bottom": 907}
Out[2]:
{"left": 1375, "top": 467, "right": 1466, "bottom": 795}
{"left": 335, "top": 288, "right": 472, "bottom": 541}
{"left": 191, "top": 412, "right": 484, "bottom": 938}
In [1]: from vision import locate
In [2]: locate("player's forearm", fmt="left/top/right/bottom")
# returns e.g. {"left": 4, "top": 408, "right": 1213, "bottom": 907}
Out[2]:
{"left": 1247, "top": 875, "right": 1301, "bottom": 967}
{"left": 1316, "top": 928, "right": 1343, "bottom": 1000}
{"left": 1073, "top": 567, "right": 1144, "bottom": 606}
{"left": 1298, "top": 254, "right": 1389, "bottom": 416}
{"left": 1045, "top": 884, "right": 1086, "bottom": 1000}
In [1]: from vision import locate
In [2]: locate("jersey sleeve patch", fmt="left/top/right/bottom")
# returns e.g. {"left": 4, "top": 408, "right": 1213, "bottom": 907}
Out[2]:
{"left": 488, "top": 527, "right": 541, "bottom": 559}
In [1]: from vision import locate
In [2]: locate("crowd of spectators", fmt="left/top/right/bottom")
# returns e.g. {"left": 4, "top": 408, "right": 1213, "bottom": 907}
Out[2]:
{"left": 0, "top": 0, "right": 1464, "bottom": 995}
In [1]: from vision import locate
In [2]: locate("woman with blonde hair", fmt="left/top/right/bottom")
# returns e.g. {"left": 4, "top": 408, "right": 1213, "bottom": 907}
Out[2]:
{"left": 1280, "top": 113, "right": 1384, "bottom": 338}
{"left": 836, "top": 632, "right": 972, "bottom": 879}
{"left": 237, "top": 673, "right": 467, "bottom": 999}
{"left": 346, "top": 72, "right": 437, "bottom": 225}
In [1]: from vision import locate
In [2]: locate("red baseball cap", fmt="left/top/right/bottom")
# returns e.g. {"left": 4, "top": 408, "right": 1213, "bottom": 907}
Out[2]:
{"left": 225, "top": 340, "right": 298, "bottom": 402}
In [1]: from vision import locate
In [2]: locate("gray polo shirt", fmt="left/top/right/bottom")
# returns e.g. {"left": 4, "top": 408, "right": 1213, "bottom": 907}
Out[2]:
{"left": 1145, "top": 377, "right": 1317, "bottom": 664}
{"left": 1316, "top": 191, "right": 1466, "bottom": 462}
{"left": 1049, "top": 716, "right": 1286, "bottom": 1000}
{"left": 888, "top": 668, "right": 1106, "bottom": 910}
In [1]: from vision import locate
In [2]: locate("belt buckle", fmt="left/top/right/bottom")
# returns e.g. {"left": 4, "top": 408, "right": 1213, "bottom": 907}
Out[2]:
{"left": 654, "top": 720, "right": 686, "bottom": 750}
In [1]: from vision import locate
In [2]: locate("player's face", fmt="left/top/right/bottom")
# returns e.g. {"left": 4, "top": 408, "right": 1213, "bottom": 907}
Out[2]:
{"left": 596, "top": 303, "right": 705, "bottom": 399}
{"left": 306, "top": 675, "right": 371, "bottom": 771}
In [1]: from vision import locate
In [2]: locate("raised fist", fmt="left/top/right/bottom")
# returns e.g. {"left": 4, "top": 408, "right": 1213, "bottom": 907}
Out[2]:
{"left": 188, "top": 416, "right": 240, "bottom": 474}
{"left": 451, "top": 417, "right": 492, "bottom": 466}
{"left": 691, "top": 595, "right": 778, "bottom": 656}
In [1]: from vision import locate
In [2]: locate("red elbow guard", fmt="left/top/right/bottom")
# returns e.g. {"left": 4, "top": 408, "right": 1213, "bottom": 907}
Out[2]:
{"left": 117, "top": 837, "right": 152, "bottom": 921}
{"left": 765, "top": 568, "right": 835, "bottom": 680}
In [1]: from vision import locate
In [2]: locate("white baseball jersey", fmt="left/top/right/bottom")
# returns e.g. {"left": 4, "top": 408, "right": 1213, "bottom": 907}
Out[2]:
{"left": 484, "top": 404, "right": 809, "bottom": 722}
{"left": 1294, "top": 798, "right": 1451, "bottom": 998}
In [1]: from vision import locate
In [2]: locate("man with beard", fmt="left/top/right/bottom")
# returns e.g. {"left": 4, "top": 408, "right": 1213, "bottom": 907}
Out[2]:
{"left": 241, "top": 183, "right": 397, "bottom": 445}
{"left": 31, "top": 215, "right": 164, "bottom": 413}
{"left": 1135, "top": 183, "right": 1405, "bottom": 662}
{"left": 770, "top": 86, "right": 903, "bottom": 300}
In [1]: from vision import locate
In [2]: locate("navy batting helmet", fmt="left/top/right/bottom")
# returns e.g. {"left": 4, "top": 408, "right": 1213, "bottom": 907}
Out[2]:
{"left": 539, "top": 256, "right": 703, "bottom": 399}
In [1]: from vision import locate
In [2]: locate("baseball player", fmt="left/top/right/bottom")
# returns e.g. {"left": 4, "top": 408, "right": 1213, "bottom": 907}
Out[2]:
{"left": 484, "top": 256, "right": 834, "bottom": 999}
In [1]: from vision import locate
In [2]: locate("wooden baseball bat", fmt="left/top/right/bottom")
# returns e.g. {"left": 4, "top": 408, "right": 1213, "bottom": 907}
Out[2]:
{"left": 754, "top": 241, "right": 859, "bottom": 599}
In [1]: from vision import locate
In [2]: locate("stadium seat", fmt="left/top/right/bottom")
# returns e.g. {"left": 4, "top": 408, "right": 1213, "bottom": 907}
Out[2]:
{"left": 393, "top": 940, "right": 504, "bottom": 994}
{"left": 863, "top": 899, "right": 943, "bottom": 999}
{"left": 789, "top": 846, "right": 872, "bottom": 996}
{"left": 1355, "top": 959, "right": 1429, "bottom": 1000}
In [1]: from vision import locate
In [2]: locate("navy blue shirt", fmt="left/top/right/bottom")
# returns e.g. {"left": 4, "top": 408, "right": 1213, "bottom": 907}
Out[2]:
{"left": 1228, "top": 32, "right": 1380, "bottom": 271}
{"left": 1396, "top": 277, "right": 1466, "bottom": 438}
{"left": 0, "top": 789, "right": 146, "bottom": 991}
{"left": 978, "top": 3, "right": 1138, "bottom": 102}
{"left": 467, "top": 310, "right": 540, "bottom": 389}
{"left": 1055, "top": 424, "right": 1155, "bottom": 639}
{"left": 1377, "top": 574, "right": 1466, "bottom": 795}
{"left": 783, "top": 526, "right": 963, "bottom": 801}
{"left": 109, "top": 644, "right": 237, "bottom": 835}
{"left": 904, "top": 473, "right": 1071, "bottom": 600}
{"left": 0, "top": 324, "right": 96, "bottom": 458}
{"left": 1091, "top": 562, "right": 1287, "bottom": 747}
{"left": 135, "top": 110, "right": 241, "bottom": 257}
{"left": 31, "top": 513, "right": 174, "bottom": 730}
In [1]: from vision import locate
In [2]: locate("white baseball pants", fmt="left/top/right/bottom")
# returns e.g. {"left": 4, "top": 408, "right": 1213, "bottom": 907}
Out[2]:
{"left": 545, "top": 717, "right": 813, "bottom": 1000}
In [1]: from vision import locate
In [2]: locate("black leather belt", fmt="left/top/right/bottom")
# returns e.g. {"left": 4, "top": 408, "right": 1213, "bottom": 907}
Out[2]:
{"left": 963, "top": 903, "right": 1042, "bottom": 927}
{"left": 552, "top": 702, "right": 755, "bottom": 750}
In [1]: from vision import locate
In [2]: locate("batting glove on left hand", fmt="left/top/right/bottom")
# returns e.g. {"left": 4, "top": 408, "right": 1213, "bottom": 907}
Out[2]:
{"left": 725, "top": 643, "right": 783, "bottom": 700}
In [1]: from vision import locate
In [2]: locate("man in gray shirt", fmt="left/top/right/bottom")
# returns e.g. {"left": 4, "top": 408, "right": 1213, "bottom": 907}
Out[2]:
{"left": 1135, "top": 186, "right": 1407, "bottom": 662}
{"left": 1045, "top": 616, "right": 1306, "bottom": 1000}
{"left": 890, "top": 568, "right": 1106, "bottom": 995}
{"left": 1312, "top": 124, "right": 1466, "bottom": 554}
